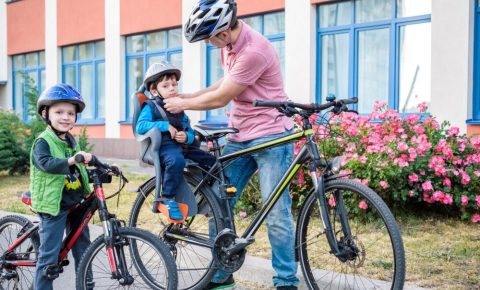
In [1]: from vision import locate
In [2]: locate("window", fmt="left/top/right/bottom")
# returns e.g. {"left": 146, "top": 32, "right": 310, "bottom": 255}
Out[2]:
{"left": 12, "top": 51, "right": 46, "bottom": 121}
{"left": 473, "top": 0, "right": 480, "bottom": 121}
{"left": 125, "top": 28, "right": 182, "bottom": 120}
{"left": 205, "top": 11, "right": 285, "bottom": 124}
{"left": 317, "top": 0, "right": 431, "bottom": 114}
{"left": 62, "top": 41, "right": 105, "bottom": 123}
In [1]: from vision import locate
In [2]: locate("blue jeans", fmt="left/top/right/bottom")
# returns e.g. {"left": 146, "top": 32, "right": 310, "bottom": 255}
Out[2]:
{"left": 212, "top": 130, "right": 299, "bottom": 287}
{"left": 35, "top": 209, "right": 91, "bottom": 290}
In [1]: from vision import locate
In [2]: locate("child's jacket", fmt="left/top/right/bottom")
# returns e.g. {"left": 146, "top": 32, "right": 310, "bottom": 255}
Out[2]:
{"left": 136, "top": 97, "right": 195, "bottom": 145}
{"left": 30, "top": 127, "right": 91, "bottom": 216}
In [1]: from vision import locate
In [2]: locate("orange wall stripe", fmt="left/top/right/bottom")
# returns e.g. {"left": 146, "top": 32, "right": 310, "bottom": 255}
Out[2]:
{"left": 7, "top": 0, "right": 45, "bottom": 55}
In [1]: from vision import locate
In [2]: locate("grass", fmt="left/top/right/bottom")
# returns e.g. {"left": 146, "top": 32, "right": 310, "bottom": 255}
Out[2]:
{"left": 0, "top": 172, "right": 479, "bottom": 289}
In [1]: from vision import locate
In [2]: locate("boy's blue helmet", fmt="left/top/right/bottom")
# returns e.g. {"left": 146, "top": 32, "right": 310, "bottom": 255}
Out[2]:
{"left": 184, "top": 0, "right": 237, "bottom": 43}
{"left": 37, "top": 83, "right": 85, "bottom": 115}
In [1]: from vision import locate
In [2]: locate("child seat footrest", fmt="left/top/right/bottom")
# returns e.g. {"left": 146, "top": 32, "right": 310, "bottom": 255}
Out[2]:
{"left": 155, "top": 198, "right": 189, "bottom": 224}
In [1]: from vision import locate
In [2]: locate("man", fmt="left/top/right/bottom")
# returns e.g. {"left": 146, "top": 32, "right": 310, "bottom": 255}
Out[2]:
{"left": 165, "top": 1, "right": 298, "bottom": 289}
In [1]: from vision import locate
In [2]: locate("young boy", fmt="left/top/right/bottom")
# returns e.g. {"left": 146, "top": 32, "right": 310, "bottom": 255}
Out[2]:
{"left": 31, "top": 83, "right": 93, "bottom": 290}
{"left": 136, "top": 61, "right": 216, "bottom": 220}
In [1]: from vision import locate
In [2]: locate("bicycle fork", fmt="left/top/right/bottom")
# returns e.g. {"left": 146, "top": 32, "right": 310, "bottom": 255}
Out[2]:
{"left": 308, "top": 147, "right": 356, "bottom": 265}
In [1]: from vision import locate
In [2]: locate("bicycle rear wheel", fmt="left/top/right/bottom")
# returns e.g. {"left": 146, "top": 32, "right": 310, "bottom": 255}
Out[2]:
{"left": 128, "top": 172, "right": 223, "bottom": 290}
{"left": 296, "top": 179, "right": 405, "bottom": 290}
{"left": 0, "top": 215, "right": 39, "bottom": 290}
{"left": 75, "top": 227, "right": 177, "bottom": 290}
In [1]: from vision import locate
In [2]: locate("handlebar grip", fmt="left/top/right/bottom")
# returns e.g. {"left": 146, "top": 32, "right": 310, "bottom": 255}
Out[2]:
{"left": 253, "top": 100, "right": 289, "bottom": 107}
{"left": 74, "top": 154, "right": 100, "bottom": 167}
{"left": 340, "top": 97, "right": 358, "bottom": 105}
{"left": 75, "top": 154, "right": 85, "bottom": 164}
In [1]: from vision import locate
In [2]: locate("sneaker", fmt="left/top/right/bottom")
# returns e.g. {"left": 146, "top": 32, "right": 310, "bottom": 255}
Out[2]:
{"left": 277, "top": 286, "right": 297, "bottom": 290}
{"left": 160, "top": 199, "right": 184, "bottom": 220}
{"left": 204, "top": 275, "right": 235, "bottom": 289}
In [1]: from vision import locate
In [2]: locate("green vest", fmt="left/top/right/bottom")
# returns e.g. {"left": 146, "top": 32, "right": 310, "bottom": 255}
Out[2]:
{"left": 29, "top": 127, "right": 91, "bottom": 216}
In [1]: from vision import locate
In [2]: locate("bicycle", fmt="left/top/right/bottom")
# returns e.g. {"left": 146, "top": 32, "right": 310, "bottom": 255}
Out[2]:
{"left": 0, "top": 154, "right": 177, "bottom": 290}
{"left": 129, "top": 95, "right": 406, "bottom": 290}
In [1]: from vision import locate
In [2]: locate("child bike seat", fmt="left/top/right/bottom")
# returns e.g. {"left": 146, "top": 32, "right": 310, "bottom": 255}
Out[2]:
{"left": 131, "top": 86, "right": 197, "bottom": 219}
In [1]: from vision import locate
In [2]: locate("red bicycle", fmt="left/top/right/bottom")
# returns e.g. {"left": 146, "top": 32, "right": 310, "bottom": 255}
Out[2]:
{"left": 0, "top": 155, "right": 177, "bottom": 290}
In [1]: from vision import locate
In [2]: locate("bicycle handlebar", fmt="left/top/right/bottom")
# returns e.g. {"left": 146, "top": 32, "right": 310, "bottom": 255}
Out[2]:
{"left": 74, "top": 154, "right": 122, "bottom": 177}
{"left": 253, "top": 97, "right": 358, "bottom": 113}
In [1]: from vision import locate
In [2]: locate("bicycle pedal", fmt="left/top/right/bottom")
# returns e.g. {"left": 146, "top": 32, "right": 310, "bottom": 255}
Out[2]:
{"left": 157, "top": 202, "right": 189, "bottom": 224}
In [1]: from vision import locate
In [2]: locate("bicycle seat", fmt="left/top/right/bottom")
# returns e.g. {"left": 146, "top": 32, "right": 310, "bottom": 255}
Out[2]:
{"left": 194, "top": 125, "right": 238, "bottom": 140}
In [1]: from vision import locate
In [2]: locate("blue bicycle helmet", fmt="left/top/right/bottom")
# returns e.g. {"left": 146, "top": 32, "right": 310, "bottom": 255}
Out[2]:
{"left": 37, "top": 83, "right": 85, "bottom": 115}
{"left": 184, "top": 0, "right": 237, "bottom": 43}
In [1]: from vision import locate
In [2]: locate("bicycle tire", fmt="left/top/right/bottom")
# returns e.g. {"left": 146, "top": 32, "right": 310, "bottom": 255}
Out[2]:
{"left": 128, "top": 171, "right": 224, "bottom": 290}
{"left": 75, "top": 226, "right": 177, "bottom": 290}
{"left": 296, "top": 179, "right": 405, "bottom": 290}
{"left": 0, "top": 215, "right": 39, "bottom": 290}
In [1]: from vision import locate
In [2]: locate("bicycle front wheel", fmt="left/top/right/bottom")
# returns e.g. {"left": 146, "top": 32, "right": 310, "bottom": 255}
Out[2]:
{"left": 129, "top": 172, "right": 223, "bottom": 290}
{"left": 0, "top": 215, "right": 39, "bottom": 290}
{"left": 297, "top": 179, "right": 405, "bottom": 290}
{"left": 75, "top": 227, "right": 177, "bottom": 290}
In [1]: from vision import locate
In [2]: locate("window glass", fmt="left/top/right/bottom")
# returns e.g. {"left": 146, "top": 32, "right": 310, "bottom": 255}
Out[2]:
{"left": 264, "top": 11, "right": 285, "bottom": 35}
{"left": 319, "top": 2, "right": 351, "bottom": 28}
{"left": 13, "top": 55, "right": 24, "bottom": 69}
{"left": 40, "top": 70, "right": 46, "bottom": 93}
{"left": 168, "top": 28, "right": 182, "bottom": 48}
{"left": 148, "top": 54, "right": 166, "bottom": 66}
{"left": 14, "top": 72, "right": 23, "bottom": 117}
{"left": 127, "top": 57, "right": 144, "bottom": 119}
{"left": 26, "top": 53, "right": 37, "bottom": 67}
{"left": 321, "top": 33, "right": 349, "bottom": 100}
{"left": 26, "top": 71, "right": 38, "bottom": 121}
{"left": 355, "top": 0, "right": 391, "bottom": 23}
{"left": 79, "top": 43, "right": 94, "bottom": 60}
{"left": 64, "top": 66, "right": 76, "bottom": 88}
{"left": 242, "top": 15, "right": 261, "bottom": 32}
{"left": 398, "top": 22, "right": 431, "bottom": 113}
{"left": 271, "top": 40, "right": 285, "bottom": 79}
{"left": 127, "top": 35, "right": 144, "bottom": 53}
{"left": 357, "top": 28, "right": 389, "bottom": 113}
{"left": 80, "top": 65, "right": 94, "bottom": 119}
{"left": 170, "top": 52, "right": 183, "bottom": 91}
{"left": 208, "top": 48, "right": 226, "bottom": 117}
{"left": 95, "top": 41, "right": 105, "bottom": 58}
{"left": 147, "top": 31, "right": 166, "bottom": 51}
{"left": 397, "top": 0, "right": 431, "bottom": 17}
{"left": 39, "top": 51, "right": 45, "bottom": 66}
{"left": 63, "top": 46, "right": 77, "bottom": 62}
{"left": 97, "top": 62, "right": 106, "bottom": 119}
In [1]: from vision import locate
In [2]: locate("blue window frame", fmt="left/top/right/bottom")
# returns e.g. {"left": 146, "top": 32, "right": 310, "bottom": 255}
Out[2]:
{"left": 12, "top": 51, "right": 46, "bottom": 122}
{"left": 316, "top": 0, "right": 431, "bottom": 114}
{"left": 205, "top": 11, "right": 285, "bottom": 125}
{"left": 62, "top": 40, "right": 105, "bottom": 124}
{"left": 472, "top": 0, "right": 480, "bottom": 122}
{"left": 125, "top": 28, "right": 182, "bottom": 121}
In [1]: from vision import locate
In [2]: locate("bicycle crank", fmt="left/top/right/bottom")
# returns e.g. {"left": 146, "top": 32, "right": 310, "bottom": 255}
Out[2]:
{"left": 213, "top": 229, "right": 252, "bottom": 273}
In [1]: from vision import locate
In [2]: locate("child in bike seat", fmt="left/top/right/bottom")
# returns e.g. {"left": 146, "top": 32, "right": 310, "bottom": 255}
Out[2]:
{"left": 30, "top": 84, "right": 93, "bottom": 290}
{"left": 136, "top": 61, "right": 216, "bottom": 220}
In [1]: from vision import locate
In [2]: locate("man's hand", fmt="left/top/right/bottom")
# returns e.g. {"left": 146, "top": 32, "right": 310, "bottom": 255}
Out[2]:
{"left": 168, "top": 125, "right": 178, "bottom": 139}
{"left": 164, "top": 97, "right": 185, "bottom": 113}
{"left": 174, "top": 131, "right": 187, "bottom": 143}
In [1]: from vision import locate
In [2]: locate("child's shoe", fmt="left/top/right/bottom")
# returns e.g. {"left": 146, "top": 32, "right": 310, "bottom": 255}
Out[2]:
{"left": 160, "top": 199, "right": 184, "bottom": 220}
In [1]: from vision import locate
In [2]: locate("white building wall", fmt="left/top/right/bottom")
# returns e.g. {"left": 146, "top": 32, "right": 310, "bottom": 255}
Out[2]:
{"left": 45, "top": 0, "right": 60, "bottom": 87}
{"left": 105, "top": 0, "right": 123, "bottom": 138}
{"left": 181, "top": 0, "right": 206, "bottom": 126}
{"left": 431, "top": 0, "right": 475, "bottom": 131}
{"left": 0, "top": 0, "right": 9, "bottom": 109}
{"left": 285, "top": 0, "right": 316, "bottom": 104}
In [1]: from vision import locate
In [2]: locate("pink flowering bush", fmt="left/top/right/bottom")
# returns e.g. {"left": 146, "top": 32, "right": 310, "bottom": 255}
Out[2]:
{"left": 292, "top": 101, "right": 480, "bottom": 223}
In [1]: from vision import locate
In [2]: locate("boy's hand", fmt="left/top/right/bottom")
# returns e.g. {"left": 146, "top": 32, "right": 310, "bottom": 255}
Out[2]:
{"left": 70, "top": 152, "right": 92, "bottom": 166}
{"left": 168, "top": 125, "right": 178, "bottom": 139}
{"left": 174, "top": 131, "right": 187, "bottom": 143}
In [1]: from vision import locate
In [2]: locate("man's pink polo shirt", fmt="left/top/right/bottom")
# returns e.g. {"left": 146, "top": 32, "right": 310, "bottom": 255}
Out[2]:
{"left": 221, "top": 20, "right": 293, "bottom": 142}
